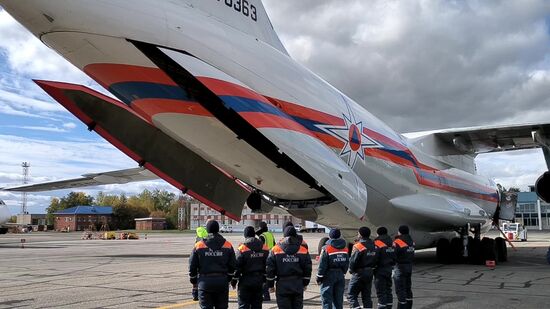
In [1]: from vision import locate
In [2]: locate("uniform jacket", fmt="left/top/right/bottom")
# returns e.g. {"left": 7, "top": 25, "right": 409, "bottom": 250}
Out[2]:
{"left": 374, "top": 234, "right": 396, "bottom": 275}
{"left": 393, "top": 234, "right": 415, "bottom": 272}
{"left": 317, "top": 238, "right": 349, "bottom": 280}
{"left": 349, "top": 238, "right": 379, "bottom": 274}
{"left": 235, "top": 237, "right": 269, "bottom": 286}
{"left": 189, "top": 233, "right": 237, "bottom": 282}
{"left": 266, "top": 236, "right": 312, "bottom": 294}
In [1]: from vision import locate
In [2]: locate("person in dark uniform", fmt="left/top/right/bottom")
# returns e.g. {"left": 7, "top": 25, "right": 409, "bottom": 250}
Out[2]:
{"left": 392, "top": 225, "right": 414, "bottom": 309}
{"left": 189, "top": 220, "right": 236, "bottom": 309}
{"left": 232, "top": 226, "right": 269, "bottom": 309}
{"left": 317, "top": 228, "right": 349, "bottom": 309}
{"left": 282, "top": 221, "right": 309, "bottom": 250}
{"left": 348, "top": 226, "right": 379, "bottom": 309}
{"left": 256, "top": 221, "right": 275, "bottom": 301}
{"left": 193, "top": 226, "right": 209, "bottom": 301}
{"left": 266, "top": 226, "right": 312, "bottom": 309}
{"left": 374, "top": 227, "right": 396, "bottom": 309}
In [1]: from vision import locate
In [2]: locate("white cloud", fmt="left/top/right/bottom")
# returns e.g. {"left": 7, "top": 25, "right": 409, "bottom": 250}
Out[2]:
{"left": 62, "top": 122, "right": 77, "bottom": 129}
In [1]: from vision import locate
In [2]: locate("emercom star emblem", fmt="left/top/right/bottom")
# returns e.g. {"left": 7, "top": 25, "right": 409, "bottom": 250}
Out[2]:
{"left": 318, "top": 98, "right": 381, "bottom": 168}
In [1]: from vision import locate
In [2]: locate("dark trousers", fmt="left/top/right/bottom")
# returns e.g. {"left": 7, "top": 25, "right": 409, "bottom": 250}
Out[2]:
{"left": 320, "top": 273, "right": 345, "bottom": 309}
{"left": 276, "top": 292, "right": 303, "bottom": 309}
{"left": 374, "top": 271, "right": 393, "bottom": 308}
{"left": 238, "top": 284, "right": 263, "bottom": 309}
{"left": 348, "top": 269, "right": 374, "bottom": 309}
{"left": 393, "top": 267, "right": 412, "bottom": 309}
{"left": 198, "top": 276, "right": 229, "bottom": 309}
{"left": 263, "top": 282, "right": 271, "bottom": 300}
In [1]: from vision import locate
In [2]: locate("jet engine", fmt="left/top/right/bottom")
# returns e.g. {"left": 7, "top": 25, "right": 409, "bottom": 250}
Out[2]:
{"left": 246, "top": 192, "right": 275, "bottom": 214}
{"left": 536, "top": 171, "right": 550, "bottom": 203}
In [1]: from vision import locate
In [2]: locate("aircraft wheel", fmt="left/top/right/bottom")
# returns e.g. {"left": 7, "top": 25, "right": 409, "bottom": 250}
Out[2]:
{"left": 318, "top": 237, "right": 329, "bottom": 255}
{"left": 450, "top": 237, "right": 464, "bottom": 264}
{"left": 467, "top": 237, "right": 481, "bottom": 264}
{"left": 495, "top": 237, "right": 508, "bottom": 262}
{"left": 436, "top": 238, "right": 451, "bottom": 264}
{"left": 0, "top": 228, "right": 7, "bottom": 234}
{"left": 481, "top": 237, "right": 497, "bottom": 263}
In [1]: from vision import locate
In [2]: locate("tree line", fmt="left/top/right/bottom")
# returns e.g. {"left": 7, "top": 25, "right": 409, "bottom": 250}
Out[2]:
{"left": 46, "top": 190, "right": 191, "bottom": 229}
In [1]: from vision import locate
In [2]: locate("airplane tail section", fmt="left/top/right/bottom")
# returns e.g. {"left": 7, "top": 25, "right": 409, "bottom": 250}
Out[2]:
{"left": 187, "top": 0, "right": 288, "bottom": 55}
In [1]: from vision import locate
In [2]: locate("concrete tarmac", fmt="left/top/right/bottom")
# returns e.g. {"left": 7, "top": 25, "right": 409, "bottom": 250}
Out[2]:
{"left": 1, "top": 231, "right": 550, "bottom": 308}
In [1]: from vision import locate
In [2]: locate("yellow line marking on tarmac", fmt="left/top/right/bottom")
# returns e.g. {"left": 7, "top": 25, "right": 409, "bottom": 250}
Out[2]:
{"left": 156, "top": 291, "right": 238, "bottom": 309}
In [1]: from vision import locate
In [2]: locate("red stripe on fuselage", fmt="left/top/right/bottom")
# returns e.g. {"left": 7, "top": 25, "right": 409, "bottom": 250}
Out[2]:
{"left": 132, "top": 98, "right": 212, "bottom": 122}
{"left": 84, "top": 63, "right": 176, "bottom": 88}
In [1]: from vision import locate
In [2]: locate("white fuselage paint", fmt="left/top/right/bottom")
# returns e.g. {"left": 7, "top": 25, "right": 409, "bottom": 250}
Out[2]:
{"left": 0, "top": 0, "right": 500, "bottom": 248}
{"left": 0, "top": 203, "right": 10, "bottom": 225}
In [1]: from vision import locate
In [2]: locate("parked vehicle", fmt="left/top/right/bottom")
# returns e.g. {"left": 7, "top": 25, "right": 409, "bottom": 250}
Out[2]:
{"left": 502, "top": 222, "right": 527, "bottom": 241}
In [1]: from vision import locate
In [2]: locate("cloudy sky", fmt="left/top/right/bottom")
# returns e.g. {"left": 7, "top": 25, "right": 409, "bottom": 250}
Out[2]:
{"left": 1, "top": 1, "right": 550, "bottom": 214}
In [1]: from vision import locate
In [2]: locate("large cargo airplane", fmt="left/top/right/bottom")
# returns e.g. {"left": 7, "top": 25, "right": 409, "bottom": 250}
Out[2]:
{"left": 1, "top": 1, "right": 549, "bottom": 259}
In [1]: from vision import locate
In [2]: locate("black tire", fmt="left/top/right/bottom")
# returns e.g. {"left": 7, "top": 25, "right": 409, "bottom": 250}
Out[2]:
{"left": 318, "top": 237, "right": 329, "bottom": 255}
{"left": 495, "top": 237, "right": 508, "bottom": 262}
{"left": 467, "top": 237, "right": 483, "bottom": 265}
{"left": 481, "top": 237, "right": 497, "bottom": 262}
{"left": 0, "top": 227, "right": 7, "bottom": 234}
{"left": 436, "top": 238, "right": 451, "bottom": 264}
{"left": 450, "top": 237, "right": 464, "bottom": 264}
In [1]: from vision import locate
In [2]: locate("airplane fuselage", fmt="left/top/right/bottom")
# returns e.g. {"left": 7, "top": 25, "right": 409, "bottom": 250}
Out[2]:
{"left": 1, "top": 0, "right": 500, "bottom": 248}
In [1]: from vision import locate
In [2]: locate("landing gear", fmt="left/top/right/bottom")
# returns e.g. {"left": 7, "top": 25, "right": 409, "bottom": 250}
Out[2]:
{"left": 0, "top": 227, "right": 7, "bottom": 234}
{"left": 436, "top": 223, "right": 508, "bottom": 265}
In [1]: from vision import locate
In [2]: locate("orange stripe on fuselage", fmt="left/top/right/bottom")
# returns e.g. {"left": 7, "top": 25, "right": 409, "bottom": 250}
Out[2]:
{"left": 84, "top": 63, "right": 177, "bottom": 88}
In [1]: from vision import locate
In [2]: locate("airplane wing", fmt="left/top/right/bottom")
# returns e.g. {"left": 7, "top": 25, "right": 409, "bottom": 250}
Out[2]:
{"left": 405, "top": 123, "right": 550, "bottom": 167}
{"left": 1, "top": 168, "right": 158, "bottom": 192}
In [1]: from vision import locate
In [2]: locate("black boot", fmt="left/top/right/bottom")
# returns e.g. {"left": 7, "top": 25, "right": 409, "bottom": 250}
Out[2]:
{"left": 406, "top": 300, "right": 413, "bottom": 309}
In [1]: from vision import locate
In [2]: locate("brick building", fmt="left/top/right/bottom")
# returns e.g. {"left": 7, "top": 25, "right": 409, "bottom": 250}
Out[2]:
{"left": 135, "top": 217, "right": 166, "bottom": 230}
{"left": 179, "top": 201, "right": 301, "bottom": 232}
{"left": 54, "top": 206, "right": 113, "bottom": 232}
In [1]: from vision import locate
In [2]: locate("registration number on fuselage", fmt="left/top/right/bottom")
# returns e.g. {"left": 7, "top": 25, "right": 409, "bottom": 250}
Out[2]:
{"left": 216, "top": 0, "right": 258, "bottom": 22}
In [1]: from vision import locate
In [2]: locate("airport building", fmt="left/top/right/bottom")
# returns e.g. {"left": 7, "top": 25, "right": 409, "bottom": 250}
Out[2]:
{"left": 179, "top": 201, "right": 300, "bottom": 232}
{"left": 53, "top": 206, "right": 113, "bottom": 232}
{"left": 135, "top": 217, "right": 166, "bottom": 230}
{"left": 515, "top": 191, "right": 550, "bottom": 230}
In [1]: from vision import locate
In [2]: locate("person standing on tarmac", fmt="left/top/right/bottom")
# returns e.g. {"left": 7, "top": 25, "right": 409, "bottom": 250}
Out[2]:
{"left": 317, "top": 228, "right": 349, "bottom": 309}
{"left": 232, "top": 226, "right": 269, "bottom": 309}
{"left": 189, "top": 220, "right": 236, "bottom": 309}
{"left": 348, "top": 226, "right": 379, "bottom": 309}
{"left": 374, "top": 227, "right": 396, "bottom": 309}
{"left": 393, "top": 225, "right": 415, "bottom": 309}
{"left": 266, "top": 226, "right": 312, "bottom": 309}
{"left": 282, "top": 221, "right": 309, "bottom": 249}
{"left": 256, "top": 221, "right": 275, "bottom": 301}
{"left": 193, "top": 226, "right": 209, "bottom": 301}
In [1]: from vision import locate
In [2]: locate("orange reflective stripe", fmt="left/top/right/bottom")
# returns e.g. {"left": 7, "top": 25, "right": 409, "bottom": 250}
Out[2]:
{"left": 223, "top": 241, "right": 233, "bottom": 249}
{"left": 393, "top": 239, "right": 408, "bottom": 248}
{"left": 194, "top": 240, "right": 208, "bottom": 249}
{"left": 353, "top": 243, "right": 366, "bottom": 252}
{"left": 374, "top": 240, "right": 387, "bottom": 248}
{"left": 238, "top": 244, "right": 250, "bottom": 252}
{"left": 326, "top": 245, "right": 348, "bottom": 255}
{"left": 272, "top": 245, "right": 285, "bottom": 255}
{"left": 298, "top": 246, "right": 308, "bottom": 254}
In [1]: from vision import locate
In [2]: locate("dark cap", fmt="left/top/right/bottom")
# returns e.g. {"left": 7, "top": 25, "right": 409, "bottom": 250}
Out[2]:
{"left": 244, "top": 226, "right": 256, "bottom": 238}
{"left": 284, "top": 226, "right": 297, "bottom": 237}
{"left": 359, "top": 226, "right": 371, "bottom": 238}
{"left": 282, "top": 221, "right": 294, "bottom": 230}
{"left": 329, "top": 228, "right": 341, "bottom": 239}
{"left": 206, "top": 220, "right": 219, "bottom": 234}
{"left": 376, "top": 226, "right": 388, "bottom": 236}
{"left": 398, "top": 225, "right": 409, "bottom": 235}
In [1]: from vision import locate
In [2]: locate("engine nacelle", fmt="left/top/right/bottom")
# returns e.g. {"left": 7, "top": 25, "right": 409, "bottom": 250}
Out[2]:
{"left": 536, "top": 171, "right": 550, "bottom": 203}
